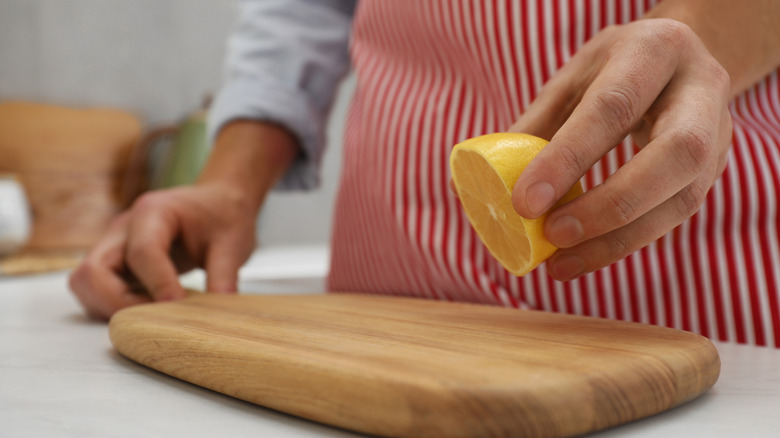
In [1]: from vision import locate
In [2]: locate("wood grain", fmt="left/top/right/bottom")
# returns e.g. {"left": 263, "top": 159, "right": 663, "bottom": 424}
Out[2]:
{"left": 0, "top": 101, "right": 142, "bottom": 249}
{"left": 109, "top": 293, "right": 720, "bottom": 437}
{"left": 0, "top": 249, "right": 82, "bottom": 276}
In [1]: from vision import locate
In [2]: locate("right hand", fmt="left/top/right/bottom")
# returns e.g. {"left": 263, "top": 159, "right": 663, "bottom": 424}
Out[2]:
{"left": 69, "top": 183, "right": 258, "bottom": 320}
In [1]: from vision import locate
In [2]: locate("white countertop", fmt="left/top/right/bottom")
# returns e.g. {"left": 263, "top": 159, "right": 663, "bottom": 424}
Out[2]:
{"left": 2, "top": 245, "right": 779, "bottom": 437}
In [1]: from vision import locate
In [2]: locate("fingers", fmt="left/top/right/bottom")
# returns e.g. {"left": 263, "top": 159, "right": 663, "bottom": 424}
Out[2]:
{"left": 124, "top": 195, "right": 186, "bottom": 302}
{"left": 502, "top": 20, "right": 733, "bottom": 278}
{"left": 544, "top": 82, "right": 731, "bottom": 279}
{"left": 507, "top": 27, "right": 612, "bottom": 139}
{"left": 204, "top": 240, "right": 244, "bottom": 294}
{"left": 507, "top": 61, "right": 589, "bottom": 140}
{"left": 512, "top": 22, "right": 687, "bottom": 219}
{"left": 69, "top": 261, "right": 151, "bottom": 320}
{"left": 547, "top": 177, "right": 713, "bottom": 280}
{"left": 544, "top": 33, "right": 729, "bottom": 246}
{"left": 68, "top": 185, "right": 258, "bottom": 319}
{"left": 545, "top": 96, "right": 723, "bottom": 249}
{"left": 68, "top": 213, "right": 151, "bottom": 320}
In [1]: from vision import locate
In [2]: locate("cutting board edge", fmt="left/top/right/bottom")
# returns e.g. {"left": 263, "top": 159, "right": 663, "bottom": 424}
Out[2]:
{"left": 108, "top": 294, "right": 722, "bottom": 438}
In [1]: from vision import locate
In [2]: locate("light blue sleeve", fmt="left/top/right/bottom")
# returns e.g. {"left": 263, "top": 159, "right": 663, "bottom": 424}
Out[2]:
{"left": 208, "top": 0, "right": 357, "bottom": 190}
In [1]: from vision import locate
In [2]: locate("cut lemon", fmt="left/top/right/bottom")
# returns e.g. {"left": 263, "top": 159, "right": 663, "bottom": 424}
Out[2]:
{"left": 450, "top": 133, "right": 583, "bottom": 276}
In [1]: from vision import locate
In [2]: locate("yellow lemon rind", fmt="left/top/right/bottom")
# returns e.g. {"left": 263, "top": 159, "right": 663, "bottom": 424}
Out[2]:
{"left": 450, "top": 133, "right": 583, "bottom": 277}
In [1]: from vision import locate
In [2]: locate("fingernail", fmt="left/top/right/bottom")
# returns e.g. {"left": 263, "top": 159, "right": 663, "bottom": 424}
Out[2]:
{"left": 549, "top": 215, "right": 584, "bottom": 247}
{"left": 526, "top": 182, "right": 555, "bottom": 216}
{"left": 550, "top": 254, "right": 584, "bottom": 281}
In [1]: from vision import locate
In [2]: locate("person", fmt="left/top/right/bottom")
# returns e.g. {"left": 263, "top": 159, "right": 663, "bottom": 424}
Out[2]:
{"left": 70, "top": 0, "right": 780, "bottom": 347}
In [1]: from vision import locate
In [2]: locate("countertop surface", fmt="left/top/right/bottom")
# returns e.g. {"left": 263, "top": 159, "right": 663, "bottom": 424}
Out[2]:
{"left": 2, "top": 245, "right": 779, "bottom": 437}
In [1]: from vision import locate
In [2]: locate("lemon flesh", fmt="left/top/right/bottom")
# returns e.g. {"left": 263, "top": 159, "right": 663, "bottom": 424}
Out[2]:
{"left": 450, "top": 133, "right": 583, "bottom": 276}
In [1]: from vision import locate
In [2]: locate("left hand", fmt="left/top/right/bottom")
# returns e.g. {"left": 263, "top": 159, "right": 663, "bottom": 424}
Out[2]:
{"left": 509, "top": 18, "right": 732, "bottom": 281}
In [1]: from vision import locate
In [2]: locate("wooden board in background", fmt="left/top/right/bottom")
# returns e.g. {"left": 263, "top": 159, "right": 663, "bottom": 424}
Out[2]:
{"left": 0, "top": 101, "right": 142, "bottom": 250}
{"left": 0, "top": 249, "right": 82, "bottom": 276}
{"left": 109, "top": 293, "right": 720, "bottom": 438}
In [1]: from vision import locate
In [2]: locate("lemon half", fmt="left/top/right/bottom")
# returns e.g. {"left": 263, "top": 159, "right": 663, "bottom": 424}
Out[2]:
{"left": 450, "top": 133, "right": 583, "bottom": 276}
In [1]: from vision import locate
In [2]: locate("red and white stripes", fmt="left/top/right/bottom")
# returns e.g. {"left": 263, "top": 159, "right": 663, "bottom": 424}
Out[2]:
{"left": 328, "top": 0, "right": 780, "bottom": 347}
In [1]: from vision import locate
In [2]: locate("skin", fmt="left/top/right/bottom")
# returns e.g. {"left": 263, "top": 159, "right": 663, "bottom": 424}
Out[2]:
{"left": 510, "top": 0, "right": 780, "bottom": 281}
{"left": 70, "top": 0, "right": 780, "bottom": 319}
{"left": 69, "top": 121, "right": 298, "bottom": 319}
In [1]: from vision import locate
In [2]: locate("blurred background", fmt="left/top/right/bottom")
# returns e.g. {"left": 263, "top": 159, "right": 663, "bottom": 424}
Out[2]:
{"left": 0, "top": 0, "right": 353, "bottom": 264}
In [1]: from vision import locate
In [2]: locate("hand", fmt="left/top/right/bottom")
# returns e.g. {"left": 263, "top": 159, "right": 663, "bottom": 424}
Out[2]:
{"left": 69, "top": 183, "right": 258, "bottom": 320}
{"left": 509, "top": 18, "right": 732, "bottom": 281}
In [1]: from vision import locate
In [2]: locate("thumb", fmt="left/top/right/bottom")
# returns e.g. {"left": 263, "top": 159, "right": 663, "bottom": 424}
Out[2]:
{"left": 204, "top": 242, "right": 244, "bottom": 294}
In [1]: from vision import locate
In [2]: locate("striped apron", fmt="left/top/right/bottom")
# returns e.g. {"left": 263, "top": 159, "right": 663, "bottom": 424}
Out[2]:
{"left": 327, "top": 0, "right": 780, "bottom": 347}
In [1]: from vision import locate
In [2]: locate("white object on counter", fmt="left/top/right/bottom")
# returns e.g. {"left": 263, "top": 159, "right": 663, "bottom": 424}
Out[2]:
{"left": 179, "top": 244, "right": 330, "bottom": 293}
{"left": 2, "top": 245, "right": 780, "bottom": 438}
{"left": 0, "top": 174, "right": 31, "bottom": 256}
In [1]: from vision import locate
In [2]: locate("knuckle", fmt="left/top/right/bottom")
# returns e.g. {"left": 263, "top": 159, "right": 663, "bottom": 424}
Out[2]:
{"left": 709, "top": 61, "right": 731, "bottom": 94}
{"left": 554, "top": 142, "right": 591, "bottom": 178}
{"left": 659, "top": 19, "right": 691, "bottom": 38}
{"left": 605, "top": 234, "right": 632, "bottom": 260}
{"left": 131, "top": 191, "right": 166, "bottom": 213}
{"left": 594, "top": 85, "right": 639, "bottom": 132}
{"left": 124, "top": 240, "right": 149, "bottom": 268}
{"left": 676, "top": 125, "right": 714, "bottom": 174}
{"left": 651, "top": 19, "right": 694, "bottom": 49}
{"left": 675, "top": 183, "right": 708, "bottom": 218}
{"left": 601, "top": 24, "right": 621, "bottom": 34}
{"left": 594, "top": 25, "right": 621, "bottom": 45}
{"left": 603, "top": 191, "right": 638, "bottom": 227}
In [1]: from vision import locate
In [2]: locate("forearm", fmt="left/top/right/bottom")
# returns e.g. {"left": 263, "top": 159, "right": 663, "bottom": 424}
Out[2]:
{"left": 197, "top": 120, "right": 299, "bottom": 213}
{"left": 206, "top": 0, "right": 354, "bottom": 192}
{"left": 645, "top": 0, "right": 780, "bottom": 97}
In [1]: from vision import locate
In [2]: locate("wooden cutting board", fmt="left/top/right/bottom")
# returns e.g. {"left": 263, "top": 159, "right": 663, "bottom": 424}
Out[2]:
{"left": 109, "top": 293, "right": 720, "bottom": 437}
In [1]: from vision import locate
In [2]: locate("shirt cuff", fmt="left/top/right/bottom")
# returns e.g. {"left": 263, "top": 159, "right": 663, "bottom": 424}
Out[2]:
{"left": 207, "top": 75, "right": 325, "bottom": 191}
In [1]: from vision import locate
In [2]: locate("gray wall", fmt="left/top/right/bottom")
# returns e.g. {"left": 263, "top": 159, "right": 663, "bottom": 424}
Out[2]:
{"left": 0, "top": 0, "right": 351, "bottom": 246}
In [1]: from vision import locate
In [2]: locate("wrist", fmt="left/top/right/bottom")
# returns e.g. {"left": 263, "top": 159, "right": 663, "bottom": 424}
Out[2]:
{"left": 197, "top": 120, "right": 299, "bottom": 213}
